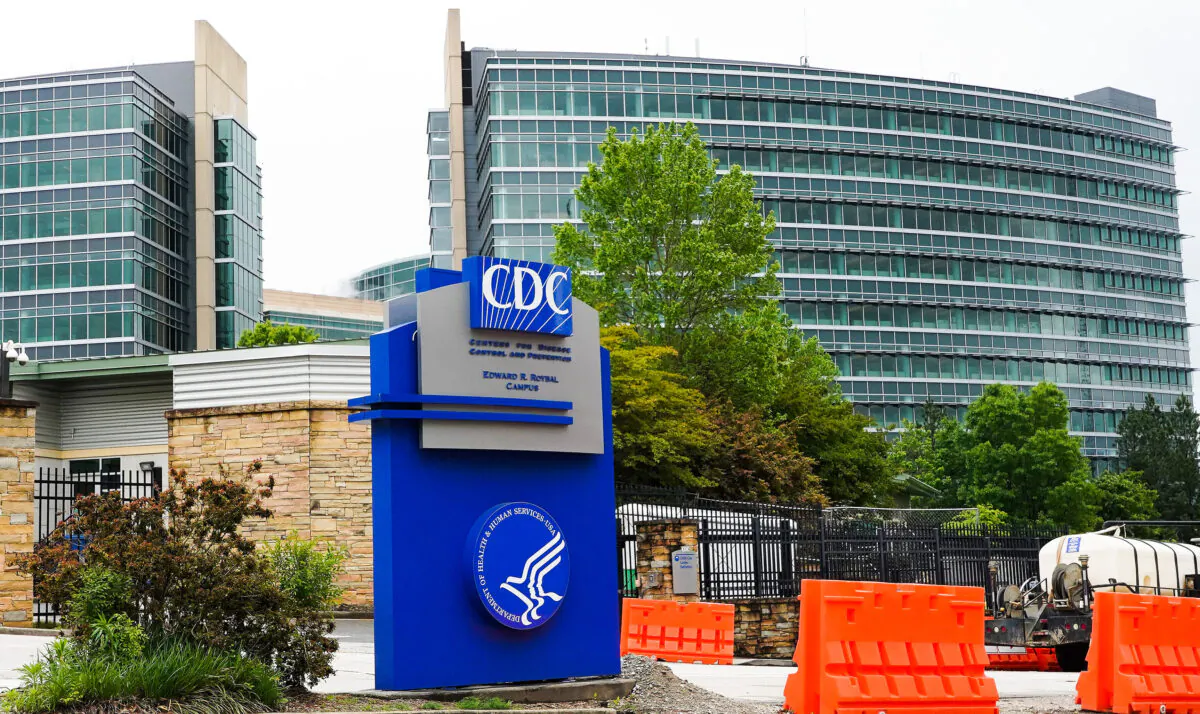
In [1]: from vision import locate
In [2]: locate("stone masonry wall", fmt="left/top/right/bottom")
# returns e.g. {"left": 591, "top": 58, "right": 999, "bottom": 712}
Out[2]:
{"left": 167, "top": 401, "right": 372, "bottom": 608}
{"left": 0, "top": 401, "right": 36, "bottom": 627}
{"left": 634, "top": 519, "right": 699, "bottom": 602}
{"left": 734, "top": 597, "right": 799, "bottom": 658}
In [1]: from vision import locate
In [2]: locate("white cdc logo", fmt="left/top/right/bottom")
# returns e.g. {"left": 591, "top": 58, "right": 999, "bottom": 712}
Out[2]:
{"left": 466, "top": 257, "right": 573, "bottom": 336}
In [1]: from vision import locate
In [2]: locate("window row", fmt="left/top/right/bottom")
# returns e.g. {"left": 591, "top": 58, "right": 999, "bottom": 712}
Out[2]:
{"left": 482, "top": 65, "right": 1170, "bottom": 141}
{"left": 775, "top": 227, "right": 1180, "bottom": 271}
{"left": 0, "top": 101, "right": 185, "bottom": 157}
{"left": 0, "top": 155, "right": 185, "bottom": 206}
{"left": 787, "top": 301, "right": 1185, "bottom": 342}
{"left": 760, "top": 178, "right": 1176, "bottom": 230}
{"left": 781, "top": 278, "right": 1184, "bottom": 319}
{"left": 795, "top": 326, "right": 1188, "bottom": 365}
{"left": 711, "top": 148, "right": 1175, "bottom": 209}
{"left": 215, "top": 214, "right": 262, "bottom": 268}
{"left": 485, "top": 91, "right": 1172, "bottom": 165}
{"left": 214, "top": 166, "right": 261, "bottom": 225}
{"left": 833, "top": 353, "right": 1188, "bottom": 387}
{"left": 840, "top": 379, "right": 1179, "bottom": 412}
{"left": 759, "top": 199, "right": 1181, "bottom": 250}
{"left": 483, "top": 120, "right": 1176, "bottom": 185}
{"left": 0, "top": 204, "right": 185, "bottom": 256}
{"left": 216, "top": 262, "right": 263, "bottom": 313}
{"left": 782, "top": 251, "right": 1181, "bottom": 297}
{"left": 214, "top": 118, "right": 257, "bottom": 176}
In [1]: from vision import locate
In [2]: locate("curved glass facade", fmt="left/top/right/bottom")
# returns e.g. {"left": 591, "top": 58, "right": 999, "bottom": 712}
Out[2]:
{"left": 442, "top": 47, "right": 1189, "bottom": 461}
{"left": 352, "top": 253, "right": 430, "bottom": 302}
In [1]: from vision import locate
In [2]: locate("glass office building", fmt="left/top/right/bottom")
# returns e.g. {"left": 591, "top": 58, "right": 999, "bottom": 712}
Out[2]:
{"left": 352, "top": 253, "right": 430, "bottom": 302}
{"left": 433, "top": 12, "right": 1190, "bottom": 461}
{"left": 263, "top": 289, "right": 382, "bottom": 341}
{"left": 0, "top": 21, "right": 262, "bottom": 359}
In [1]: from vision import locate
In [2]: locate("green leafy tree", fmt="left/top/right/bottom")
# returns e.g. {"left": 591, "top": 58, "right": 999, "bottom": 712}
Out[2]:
{"left": 603, "top": 326, "right": 716, "bottom": 490}
{"left": 1094, "top": 470, "right": 1159, "bottom": 524}
{"left": 237, "top": 321, "right": 320, "bottom": 348}
{"left": 1118, "top": 395, "right": 1200, "bottom": 521}
{"left": 552, "top": 122, "right": 777, "bottom": 348}
{"left": 932, "top": 383, "right": 1100, "bottom": 531}
{"left": 701, "top": 402, "right": 824, "bottom": 505}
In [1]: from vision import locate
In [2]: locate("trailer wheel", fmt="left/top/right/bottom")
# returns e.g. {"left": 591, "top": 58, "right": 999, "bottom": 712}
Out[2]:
{"left": 1054, "top": 642, "right": 1089, "bottom": 672}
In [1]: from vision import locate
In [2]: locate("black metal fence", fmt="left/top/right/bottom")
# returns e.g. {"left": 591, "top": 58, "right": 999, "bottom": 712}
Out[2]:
{"left": 616, "top": 483, "right": 1063, "bottom": 602}
{"left": 33, "top": 467, "right": 162, "bottom": 624}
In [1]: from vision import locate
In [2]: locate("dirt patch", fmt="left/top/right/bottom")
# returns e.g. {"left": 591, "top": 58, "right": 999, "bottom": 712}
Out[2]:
{"left": 615, "top": 656, "right": 776, "bottom": 714}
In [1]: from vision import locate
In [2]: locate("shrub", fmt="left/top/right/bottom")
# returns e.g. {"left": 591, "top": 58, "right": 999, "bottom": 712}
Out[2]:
{"left": 266, "top": 536, "right": 348, "bottom": 610}
{"left": 16, "top": 462, "right": 337, "bottom": 690}
{"left": 84, "top": 613, "right": 145, "bottom": 663}
{"left": 65, "top": 565, "right": 134, "bottom": 632}
{"left": 2, "top": 636, "right": 282, "bottom": 714}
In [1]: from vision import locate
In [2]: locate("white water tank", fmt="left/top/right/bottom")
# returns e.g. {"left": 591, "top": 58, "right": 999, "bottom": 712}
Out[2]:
{"left": 1040, "top": 528, "right": 1200, "bottom": 597}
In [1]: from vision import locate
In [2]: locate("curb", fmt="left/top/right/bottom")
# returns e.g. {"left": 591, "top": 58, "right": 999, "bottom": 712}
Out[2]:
{"left": 356, "top": 677, "right": 634, "bottom": 704}
{"left": 0, "top": 625, "right": 62, "bottom": 637}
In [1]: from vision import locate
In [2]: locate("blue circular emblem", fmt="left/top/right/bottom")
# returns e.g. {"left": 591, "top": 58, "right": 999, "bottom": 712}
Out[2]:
{"left": 467, "top": 502, "right": 569, "bottom": 630}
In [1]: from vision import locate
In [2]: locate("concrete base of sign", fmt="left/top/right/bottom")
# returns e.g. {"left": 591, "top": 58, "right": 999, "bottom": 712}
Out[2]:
{"left": 357, "top": 676, "right": 635, "bottom": 704}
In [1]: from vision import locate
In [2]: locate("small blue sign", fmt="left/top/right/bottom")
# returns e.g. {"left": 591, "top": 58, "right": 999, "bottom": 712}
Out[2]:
{"left": 467, "top": 502, "right": 570, "bottom": 630}
{"left": 464, "top": 256, "right": 573, "bottom": 336}
{"left": 1066, "top": 536, "right": 1081, "bottom": 554}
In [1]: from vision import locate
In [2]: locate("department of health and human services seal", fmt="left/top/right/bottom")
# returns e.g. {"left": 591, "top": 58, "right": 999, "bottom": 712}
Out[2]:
{"left": 466, "top": 502, "right": 569, "bottom": 630}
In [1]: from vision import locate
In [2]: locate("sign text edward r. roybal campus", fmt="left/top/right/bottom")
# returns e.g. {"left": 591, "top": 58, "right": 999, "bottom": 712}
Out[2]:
{"left": 351, "top": 255, "right": 617, "bottom": 690}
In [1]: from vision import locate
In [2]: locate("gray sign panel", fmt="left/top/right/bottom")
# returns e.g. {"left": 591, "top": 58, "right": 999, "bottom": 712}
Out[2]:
{"left": 416, "top": 281, "right": 603, "bottom": 454}
{"left": 671, "top": 549, "right": 699, "bottom": 595}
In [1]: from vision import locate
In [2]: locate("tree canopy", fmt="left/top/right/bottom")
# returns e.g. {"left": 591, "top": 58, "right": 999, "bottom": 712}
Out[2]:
{"left": 553, "top": 122, "right": 777, "bottom": 349}
{"left": 1118, "top": 394, "right": 1200, "bottom": 522}
{"left": 238, "top": 322, "right": 320, "bottom": 348}
{"left": 555, "top": 122, "right": 891, "bottom": 505}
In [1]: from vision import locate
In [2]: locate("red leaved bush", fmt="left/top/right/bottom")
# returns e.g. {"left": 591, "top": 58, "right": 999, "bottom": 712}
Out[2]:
{"left": 17, "top": 461, "right": 337, "bottom": 690}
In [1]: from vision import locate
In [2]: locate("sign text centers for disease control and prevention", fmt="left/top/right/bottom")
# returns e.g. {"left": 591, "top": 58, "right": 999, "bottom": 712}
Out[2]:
{"left": 468, "top": 338, "right": 572, "bottom": 392}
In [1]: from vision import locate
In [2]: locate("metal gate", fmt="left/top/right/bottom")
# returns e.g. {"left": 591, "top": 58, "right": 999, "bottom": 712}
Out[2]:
{"left": 33, "top": 467, "right": 162, "bottom": 624}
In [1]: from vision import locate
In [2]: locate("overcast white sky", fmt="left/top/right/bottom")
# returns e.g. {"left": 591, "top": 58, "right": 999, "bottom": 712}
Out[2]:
{"left": 3, "top": 0, "right": 1200, "bottom": 364}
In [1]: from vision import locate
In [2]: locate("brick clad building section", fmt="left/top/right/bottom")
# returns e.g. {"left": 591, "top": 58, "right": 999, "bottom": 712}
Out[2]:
{"left": 166, "top": 401, "right": 373, "bottom": 608}
{"left": 0, "top": 401, "right": 36, "bottom": 627}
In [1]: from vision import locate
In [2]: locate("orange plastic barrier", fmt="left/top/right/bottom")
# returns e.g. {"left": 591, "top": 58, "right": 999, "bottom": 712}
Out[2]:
{"left": 986, "top": 647, "right": 1059, "bottom": 672}
{"left": 619, "top": 598, "right": 734, "bottom": 665}
{"left": 783, "top": 580, "right": 999, "bottom": 714}
{"left": 1077, "top": 591, "right": 1200, "bottom": 714}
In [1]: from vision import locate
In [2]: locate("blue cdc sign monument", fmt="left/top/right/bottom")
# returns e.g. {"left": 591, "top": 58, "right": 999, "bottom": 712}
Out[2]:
{"left": 350, "top": 256, "right": 619, "bottom": 690}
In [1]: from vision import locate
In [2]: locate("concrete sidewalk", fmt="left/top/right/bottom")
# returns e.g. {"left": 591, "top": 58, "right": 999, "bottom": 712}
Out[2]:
{"left": 665, "top": 662, "right": 1079, "bottom": 704}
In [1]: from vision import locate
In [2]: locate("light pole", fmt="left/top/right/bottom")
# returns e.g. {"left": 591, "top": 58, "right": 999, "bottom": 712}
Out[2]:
{"left": 0, "top": 340, "right": 29, "bottom": 399}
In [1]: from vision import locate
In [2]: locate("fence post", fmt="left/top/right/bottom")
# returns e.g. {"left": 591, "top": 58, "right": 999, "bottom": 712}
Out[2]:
{"left": 700, "top": 517, "right": 712, "bottom": 600}
{"left": 818, "top": 511, "right": 827, "bottom": 580}
{"left": 934, "top": 526, "right": 944, "bottom": 585}
{"left": 751, "top": 516, "right": 764, "bottom": 598}
{"left": 780, "top": 519, "right": 795, "bottom": 597}
{"left": 877, "top": 523, "right": 888, "bottom": 581}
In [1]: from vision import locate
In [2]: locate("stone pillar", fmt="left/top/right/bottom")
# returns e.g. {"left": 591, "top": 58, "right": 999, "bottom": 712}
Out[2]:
{"left": 0, "top": 400, "right": 36, "bottom": 628}
{"left": 734, "top": 598, "right": 800, "bottom": 658}
{"left": 167, "top": 401, "right": 373, "bottom": 608}
{"left": 634, "top": 519, "right": 700, "bottom": 602}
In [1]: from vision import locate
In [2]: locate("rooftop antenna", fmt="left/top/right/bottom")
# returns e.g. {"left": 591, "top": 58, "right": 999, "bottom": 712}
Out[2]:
{"left": 803, "top": 8, "right": 809, "bottom": 63}
{"left": 665, "top": 36, "right": 670, "bottom": 56}
{"left": 644, "top": 38, "right": 648, "bottom": 53}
